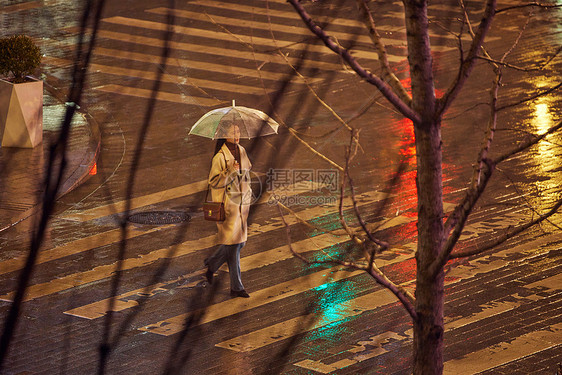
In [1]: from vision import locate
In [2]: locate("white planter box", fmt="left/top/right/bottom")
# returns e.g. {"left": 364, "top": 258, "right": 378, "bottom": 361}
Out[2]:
{"left": 0, "top": 78, "right": 43, "bottom": 148}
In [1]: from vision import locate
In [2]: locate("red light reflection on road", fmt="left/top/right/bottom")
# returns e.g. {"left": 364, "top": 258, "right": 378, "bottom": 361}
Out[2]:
{"left": 88, "top": 162, "right": 97, "bottom": 175}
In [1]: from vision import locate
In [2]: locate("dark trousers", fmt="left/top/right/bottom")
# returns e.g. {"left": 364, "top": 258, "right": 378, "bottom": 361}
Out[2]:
{"left": 205, "top": 242, "right": 246, "bottom": 291}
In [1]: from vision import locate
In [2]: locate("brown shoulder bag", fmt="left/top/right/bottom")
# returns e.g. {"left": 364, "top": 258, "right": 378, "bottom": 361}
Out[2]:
{"left": 203, "top": 152, "right": 227, "bottom": 221}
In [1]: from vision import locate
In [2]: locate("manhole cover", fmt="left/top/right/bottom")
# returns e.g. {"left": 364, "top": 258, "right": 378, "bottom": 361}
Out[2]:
{"left": 127, "top": 211, "right": 190, "bottom": 225}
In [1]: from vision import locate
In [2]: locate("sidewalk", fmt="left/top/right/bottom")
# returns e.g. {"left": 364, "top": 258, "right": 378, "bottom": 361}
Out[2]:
{"left": 0, "top": 75, "right": 100, "bottom": 232}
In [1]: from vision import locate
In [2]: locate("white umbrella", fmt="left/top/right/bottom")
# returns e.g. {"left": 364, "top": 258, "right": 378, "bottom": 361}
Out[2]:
{"left": 189, "top": 100, "right": 279, "bottom": 139}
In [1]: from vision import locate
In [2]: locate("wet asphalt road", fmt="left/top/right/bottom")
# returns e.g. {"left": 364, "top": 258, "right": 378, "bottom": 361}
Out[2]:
{"left": 0, "top": 0, "right": 561, "bottom": 374}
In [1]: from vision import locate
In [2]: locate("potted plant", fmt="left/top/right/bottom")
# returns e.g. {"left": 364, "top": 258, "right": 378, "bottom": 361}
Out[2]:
{"left": 0, "top": 34, "right": 43, "bottom": 148}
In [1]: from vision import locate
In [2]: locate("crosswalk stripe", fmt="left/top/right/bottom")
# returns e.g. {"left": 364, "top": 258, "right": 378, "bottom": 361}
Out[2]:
{"left": 294, "top": 271, "right": 562, "bottom": 373}
{"left": 139, "top": 266, "right": 364, "bottom": 336}
{"left": 94, "top": 29, "right": 352, "bottom": 73}
{"left": 91, "top": 63, "right": 267, "bottom": 96}
{"left": 44, "top": 56, "right": 266, "bottom": 97}
{"left": 60, "top": 196, "right": 514, "bottom": 321}
{"left": 59, "top": 179, "right": 208, "bottom": 222}
{"left": 93, "top": 47, "right": 323, "bottom": 84}
{"left": 443, "top": 323, "right": 562, "bottom": 374}
{"left": 215, "top": 233, "right": 560, "bottom": 354}
{"left": 0, "top": 0, "right": 42, "bottom": 13}
{"left": 147, "top": 7, "right": 412, "bottom": 57}
{"left": 1, "top": 189, "right": 391, "bottom": 302}
{"left": 61, "top": 190, "right": 396, "bottom": 317}
{"left": 0, "top": 235, "right": 216, "bottom": 303}
{"left": 101, "top": 16, "right": 408, "bottom": 63}
{"left": 63, "top": 212, "right": 410, "bottom": 319}
{"left": 0, "top": 225, "right": 168, "bottom": 277}
{"left": 63, "top": 234, "right": 349, "bottom": 319}
{"left": 185, "top": 1, "right": 478, "bottom": 43}
{"left": 58, "top": 175, "right": 328, "bottom": 222}
{"left": 95, "top": 84, "right": 225, "bottom": 106}
{"left": 187, "top": 0, "right": 388, "bottom": 29}
{"left": 216, "top": 286, "right": 402, "bottom": 352}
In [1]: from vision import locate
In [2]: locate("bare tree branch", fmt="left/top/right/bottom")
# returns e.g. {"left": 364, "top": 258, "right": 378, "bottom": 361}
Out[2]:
{"left": 277, "top": 203, "right": 418, "bottom": 320}
{"left": 476, "top": 56, "right": 532, "bottom": 71}
{"left": 450, "top": 198, "right": 562, "bottom": 258}
{"left": 497, "top": 82, "right": 562, "bottom": 112}
{"left": 497, "top": 167, "right": 562, "bottom": 232}
{"left": 431, "top": 119, "right": 562, "bottom": 277}
{"left": 496, "top": 2, "right": 562, "bottom": 14}
{"left": 437, "top": 0, "right": 496, "bottom": 116}
{"left": 344, "top": 130, "right": 389, "bottom": 250}
{"left": 286, "top": 0, "right": 421, "bottom": 123}
{"left": 356, "top": 0, "right": 412, "bottom": 106}
{"left": 366, "top": 266, "right": 417, "bottom": 320}
{"left": 0, "top": 1, "right": 107, "bottom": 370}
{"left": 494, "top": 120, "right": 562, "bottom": 164}
{"left": 541, "top": 45, "right": 562, "bottom": 69}
{"left": 430, "top": 157, "right": 495, "bottom": 278}
{"left": 432, "top": 17, "right": 547, "bottom": 278}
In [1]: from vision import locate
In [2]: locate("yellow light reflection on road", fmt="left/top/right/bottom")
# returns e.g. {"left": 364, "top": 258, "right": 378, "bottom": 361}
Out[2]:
{"left": 530, "top": 96, "right": 561, "bottom": 212}
{"left": 533, "top": 102, "right": 552, "bottom": 135}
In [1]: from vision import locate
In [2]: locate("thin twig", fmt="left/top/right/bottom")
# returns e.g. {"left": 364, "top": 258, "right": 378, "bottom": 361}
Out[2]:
{"left": 496, "top": 2, "right": 562, "bottom": 14}
{"left": 497, "top": 82, "right": 562, "bottom": 112}
{"left": 494, "top": 120, "right": 562, "bottom": 164}
{"left": 450, "top": 198, "right": 562, "bottom": 258}
{"left": 345, "top": 131, "right": 389, "bottom": 250}
{"left": 355, "top": 0, "right": 412, "bottom": 106}
{"left": 286, "top": 0, "right": 420, "bottom": 123}
{"left": 437, "top": 0, "right": 497, "bottom": 116}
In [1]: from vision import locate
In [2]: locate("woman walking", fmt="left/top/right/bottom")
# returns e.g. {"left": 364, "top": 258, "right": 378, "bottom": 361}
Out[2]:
{"left": 204, "top": 124, "right": 252, "bottom": 298}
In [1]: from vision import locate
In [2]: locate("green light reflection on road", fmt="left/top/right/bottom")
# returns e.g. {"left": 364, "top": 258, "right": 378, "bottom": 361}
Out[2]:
{"left": 303, "top": 275, "right": 361, "bottom": 350}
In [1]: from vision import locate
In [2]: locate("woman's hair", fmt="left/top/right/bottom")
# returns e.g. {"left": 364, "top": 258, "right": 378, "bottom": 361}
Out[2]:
{"left": 214, "top": 138, "right": 226, "bottom": 155}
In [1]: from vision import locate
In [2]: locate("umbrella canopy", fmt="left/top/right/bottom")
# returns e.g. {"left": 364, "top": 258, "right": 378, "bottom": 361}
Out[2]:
{"left": 189, "top": 101, "right": 279, "bottom": 139}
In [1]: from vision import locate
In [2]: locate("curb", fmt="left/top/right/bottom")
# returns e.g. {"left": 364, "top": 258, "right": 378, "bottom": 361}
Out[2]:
{"left": 0, "top": 74, "right": 101, "bottom": 232}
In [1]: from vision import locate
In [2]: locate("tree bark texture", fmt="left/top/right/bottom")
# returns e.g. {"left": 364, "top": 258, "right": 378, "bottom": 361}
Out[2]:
{"left": 413, "top": 122, "right": 445, "bottom": 375}
{"left": 404, "top": 1, "right": 445, "bottom": 373}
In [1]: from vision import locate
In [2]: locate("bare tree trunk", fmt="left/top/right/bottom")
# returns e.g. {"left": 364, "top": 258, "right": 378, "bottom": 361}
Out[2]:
{"left": 404, "top": 0, "right": 445, "bottom": 373}
{"left": 413, "top": 121, "right": 445, "bottom": 375}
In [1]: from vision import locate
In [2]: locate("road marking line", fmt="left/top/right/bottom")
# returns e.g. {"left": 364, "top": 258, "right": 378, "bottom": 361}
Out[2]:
{"left": 0, "top": 225, "right": 168, "bottom": 276}
{"left": 1, "top": 189, "right": 391, "bottom": 302}
{"left": 95, "top": 84, "right": 225, "bottom": 105}
{"left": 0, "top": 0, "right": 42, "bottom": 13}
{"left": 184, "top": 1, "right": 478, "bottom": 43}
{"left": 92, "top": 47, "right": 322, "bottom": 83}
{"left": 139, "top": 267, "right": 364, "bottom": 336}
{"left": 215, "top": 234, "right": 560, "bottom": 355}
{"left": 184, "top": 0, "right": 498, "bottom": 45}
{"left": 62, "top": 190, "right": 397, "bottom": 318}
{"left": 187, "top": 0, "right": 392, "bottom": 30}
{"left": 0, "top": 235, "right": 216, "bottom": 303}
{"left": 295, "top": 331, "right": 407, "bottom": 373}
{"left": 58, "top": 196, "right": 516, "bottom": 320}
{"left": 291, "top": 244, "right": 562, "bottom": 372}
{"left": 59, "top": 179, "right": 208, "bottom": 221}
{"left": 93, "top": 29, "right": 350, "bottom": 73}
{"left": 215, "top": 287, "right": 401, "bottom": 352}
{"left": 63, "top": 220, "right": 407, "bottom": 319}
{"left": 146, "top": 7, "right": 412, "bottom": 59}
{"left": 443, "top": 323, "right": 562, "bottom": 375}
{"left": 101, "top": 16, "right": 408, "bottom": 63}
{"left": 44, "top": 55, "right": 266, "bottom": 96}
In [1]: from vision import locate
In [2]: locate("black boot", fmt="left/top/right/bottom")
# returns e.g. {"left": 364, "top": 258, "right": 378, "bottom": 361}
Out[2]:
{"left": 230, "top": 289, "right": 250, "bottom": 298}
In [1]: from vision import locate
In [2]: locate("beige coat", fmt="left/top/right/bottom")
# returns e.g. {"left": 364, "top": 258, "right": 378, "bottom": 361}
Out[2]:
{"left": 208, "top": 143, "right": 252, "bottom": 245}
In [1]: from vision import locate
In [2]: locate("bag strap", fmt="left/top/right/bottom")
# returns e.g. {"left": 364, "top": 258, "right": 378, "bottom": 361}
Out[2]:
{"left": 205, "top": 151, "right": 228, "bottom": 203}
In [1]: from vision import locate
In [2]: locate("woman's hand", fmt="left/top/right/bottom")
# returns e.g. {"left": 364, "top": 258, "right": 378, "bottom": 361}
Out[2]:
{"left": 226, "top": 160, "right": 240, "bottom": 175}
